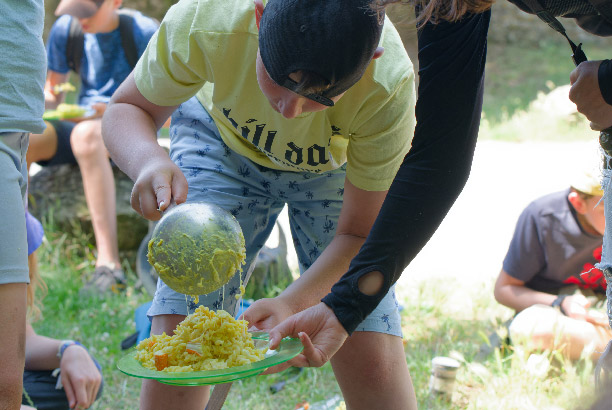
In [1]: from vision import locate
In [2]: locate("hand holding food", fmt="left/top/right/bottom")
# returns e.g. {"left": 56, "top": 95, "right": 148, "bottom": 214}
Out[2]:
{"left": 264, "top": 302, "right": 348, "bottom": 373}
{"left": 242, "top": 296, "right": 296, "bottom": 332}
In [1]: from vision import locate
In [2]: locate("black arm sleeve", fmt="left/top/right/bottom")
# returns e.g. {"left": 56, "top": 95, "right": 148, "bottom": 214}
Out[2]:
{"left": 598, "top": 59, "right": 612, "bottom": 106}
{"left": 321, "top": 10, "right": 491, "bottom": 334}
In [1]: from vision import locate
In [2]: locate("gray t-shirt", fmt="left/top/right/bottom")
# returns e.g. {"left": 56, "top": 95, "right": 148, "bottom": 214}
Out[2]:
{"left": 0, "top": 0, "right": 46, "bottom": 134}
{"left": 503, "top": 189, "right": 605, "bottom": 294}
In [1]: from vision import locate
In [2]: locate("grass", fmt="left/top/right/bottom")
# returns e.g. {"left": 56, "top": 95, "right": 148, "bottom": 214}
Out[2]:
{"left": 483, "top": 27, "right": 610, "bottom": 126}
{"left": 31, "top": 216, "right": 603, "bottom": 410}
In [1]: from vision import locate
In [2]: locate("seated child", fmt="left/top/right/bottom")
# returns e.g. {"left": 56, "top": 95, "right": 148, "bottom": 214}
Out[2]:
{"left": 27, "top": 0, "right": 158, "bottom": 294}
{"left": 494, "top": 156, "right": 611, "bottom": 360}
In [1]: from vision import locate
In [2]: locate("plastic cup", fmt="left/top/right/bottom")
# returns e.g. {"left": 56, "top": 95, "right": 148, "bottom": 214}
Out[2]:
{"left": 428, "top": 356, "right": 460, "bottom": 400}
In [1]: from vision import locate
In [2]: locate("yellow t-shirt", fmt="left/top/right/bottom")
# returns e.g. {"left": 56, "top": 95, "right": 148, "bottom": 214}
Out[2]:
{"left": 134, "top": 0, "right": 415, "bottom": 191}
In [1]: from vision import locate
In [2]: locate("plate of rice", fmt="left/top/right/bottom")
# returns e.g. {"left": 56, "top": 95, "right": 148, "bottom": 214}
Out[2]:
{"left": 117, "top": 306, "right": 303, "bottom": 386}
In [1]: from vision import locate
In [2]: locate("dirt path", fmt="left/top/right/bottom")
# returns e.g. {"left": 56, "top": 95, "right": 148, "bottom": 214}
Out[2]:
{"left": 395, "top": 139, "right": 600, "bottom": 297}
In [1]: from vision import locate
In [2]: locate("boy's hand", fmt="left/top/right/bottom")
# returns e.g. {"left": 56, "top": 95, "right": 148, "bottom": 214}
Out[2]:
{"left": 90, "top": 102, "right": 107, "bottom": 118}
{"left": 131, "top": 156, "right": 188, "bottom": 220}
{"left": 241, "top": 296, "right": 295, "bottom": 334}
{"left": 569, "top": 60, "right": 612, "bottom": 130}
{"left": 561, "top": 294, "right": 591, "bottom": 321}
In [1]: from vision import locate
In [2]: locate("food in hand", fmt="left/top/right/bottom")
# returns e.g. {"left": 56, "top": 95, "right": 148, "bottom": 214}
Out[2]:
{"left": 136, "top": 306, "right": 265, "bottom": 372}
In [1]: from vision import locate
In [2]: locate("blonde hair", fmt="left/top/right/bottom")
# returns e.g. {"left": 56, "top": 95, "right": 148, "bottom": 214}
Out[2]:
{"left": 372, "top": 0, "right": 494, "bottom": 27}
{"left": 27, "top": 251, "right": 47, "bottom": 323}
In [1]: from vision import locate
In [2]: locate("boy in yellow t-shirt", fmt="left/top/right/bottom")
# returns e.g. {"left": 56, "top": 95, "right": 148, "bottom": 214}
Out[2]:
{"left": 103, "top": 0, "right": 417, "bottom": 408}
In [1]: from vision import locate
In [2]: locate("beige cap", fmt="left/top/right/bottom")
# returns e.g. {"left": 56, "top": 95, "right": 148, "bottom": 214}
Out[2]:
{"left": 570, "top": 153, "right": 604, "bottom": 197}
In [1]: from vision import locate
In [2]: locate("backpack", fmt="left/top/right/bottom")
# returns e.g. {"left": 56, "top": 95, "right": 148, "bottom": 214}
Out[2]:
{"left": 65, "top": 9, "right": 158, "bottom": 75}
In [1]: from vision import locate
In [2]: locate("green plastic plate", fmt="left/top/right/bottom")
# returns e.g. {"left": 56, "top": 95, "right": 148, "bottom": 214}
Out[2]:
{"left": 117, "top": 333, "right": 303, "bottom": 386}
{"left": 43, "top": 106, "right": 94, "bottom": 121}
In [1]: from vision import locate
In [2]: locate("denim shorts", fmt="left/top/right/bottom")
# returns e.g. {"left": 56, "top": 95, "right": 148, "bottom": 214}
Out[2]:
{"left": 148, "top": 97, "right": 402, "bottom": 337}
{"left": 36, "top": 120, "right": 77, "bottom": 166}
{"left": 0, "top": 132, "right": 29, "bottom": 284}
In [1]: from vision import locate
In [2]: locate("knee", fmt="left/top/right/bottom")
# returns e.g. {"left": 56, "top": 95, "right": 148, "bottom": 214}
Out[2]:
{"left": 510, "top": 305, "right": 555, "bottom": 337}
{"left": 71, "top": 121, "right": 104, "bottom": 159}
{"left": 334, "top": 333, "right": 405, "bottom": 385}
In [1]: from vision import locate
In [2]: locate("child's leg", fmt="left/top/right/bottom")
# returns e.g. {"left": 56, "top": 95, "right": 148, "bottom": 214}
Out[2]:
{"left": 286, "top": 170, "right": 416, "bottom": 410}
{"left": 70, "top": 119, "right": 120, "bottom": 271}
{"left": 26, "top": 122, "right": 59, "bottom": 168}
{"left": 330, "top": 294, "right": 416, "bottom": 410}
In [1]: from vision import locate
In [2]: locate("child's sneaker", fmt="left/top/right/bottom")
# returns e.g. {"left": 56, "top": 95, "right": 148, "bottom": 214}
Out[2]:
{"left": 81, "top": 265, "right": 127, "bottom": 295}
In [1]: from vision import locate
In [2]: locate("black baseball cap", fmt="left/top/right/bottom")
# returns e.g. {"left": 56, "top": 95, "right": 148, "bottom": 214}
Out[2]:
{"left": 259, "top": 0, "right": 384, "bottom": 107}
{"left": 55, "top": 0, "right": 105, "bottom": 18}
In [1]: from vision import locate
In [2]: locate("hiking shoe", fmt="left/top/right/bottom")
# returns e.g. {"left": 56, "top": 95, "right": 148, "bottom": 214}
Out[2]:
{"left": 81, "top": 265, "right": 127, "bottom": 295}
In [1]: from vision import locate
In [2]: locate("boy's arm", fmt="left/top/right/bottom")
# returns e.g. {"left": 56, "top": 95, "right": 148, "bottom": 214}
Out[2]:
{"left": 44, "top": 71, "right": 69, "bottom": 109}
{"left": 493, "top": 269, "right": 557, "bottom": 312}
{"left": 280, "top": 179, "right": 388, "bottom": 311}
{"left": 103, "top": 72, "right": 186, "bottom": 220}
{"left": 243, "top": 179, "right": 387, "bottom": 329}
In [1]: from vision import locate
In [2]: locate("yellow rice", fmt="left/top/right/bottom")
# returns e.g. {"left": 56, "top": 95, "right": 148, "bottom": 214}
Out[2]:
{"left": 135, "top": 306, "right": 265, "bottom": 372}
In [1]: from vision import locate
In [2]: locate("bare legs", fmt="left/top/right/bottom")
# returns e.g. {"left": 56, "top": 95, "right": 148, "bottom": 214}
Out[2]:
{"left": 28, "top": 120, "right": 120, "bottom": 270}
{"left": 70, "top": 119, "right": 119, "bottom": 269}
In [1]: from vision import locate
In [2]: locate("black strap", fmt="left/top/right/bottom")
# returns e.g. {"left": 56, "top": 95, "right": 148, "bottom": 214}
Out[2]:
{"left": 117, "top": 10, "right": 139, "bottom": 69}
{"left": 66, "top": 16, "right": 84, "bottom": 74}
{"left": 520, "top": 0, "right": 588, "bottom": 65}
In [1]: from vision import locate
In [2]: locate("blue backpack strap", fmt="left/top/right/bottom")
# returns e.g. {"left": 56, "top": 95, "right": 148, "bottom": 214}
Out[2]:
{"left": 65, "top": 16, "right": 84, "bottom": 75}
{"left": 118, "top": 9, "right": 139, "bottom": 69}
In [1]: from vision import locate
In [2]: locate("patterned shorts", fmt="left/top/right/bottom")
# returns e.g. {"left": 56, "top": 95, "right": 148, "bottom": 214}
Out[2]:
{"left": 148, "top": 97, "right": 402, "bottom": 337}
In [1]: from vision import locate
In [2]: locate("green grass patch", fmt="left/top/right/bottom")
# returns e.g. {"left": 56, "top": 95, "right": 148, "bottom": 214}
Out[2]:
{"left": 483, "top": 38, "right": 609, "bottom": 126}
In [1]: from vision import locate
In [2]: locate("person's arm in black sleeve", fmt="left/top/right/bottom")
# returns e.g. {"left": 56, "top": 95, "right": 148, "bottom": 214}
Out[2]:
{"left": 598, "top": 59, "right": 612, "bottom": 105}
{"left": 321, "top": 10, "right": 491, "bottom": 335}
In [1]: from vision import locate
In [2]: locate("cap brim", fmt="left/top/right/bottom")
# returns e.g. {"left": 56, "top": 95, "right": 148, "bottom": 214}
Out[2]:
{"left": 55, "top": 0, "right": 99, "bottom": 18}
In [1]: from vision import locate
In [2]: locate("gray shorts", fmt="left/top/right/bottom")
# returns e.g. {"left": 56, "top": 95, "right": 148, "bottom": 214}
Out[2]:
{"left": 148, "top": 97, "right": 402, "bottom": 337}
{"left": 0, "top": 131, "right": 29, "bottom": 284}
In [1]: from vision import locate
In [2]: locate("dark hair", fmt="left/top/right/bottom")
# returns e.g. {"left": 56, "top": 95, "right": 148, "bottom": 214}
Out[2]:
{"left": 291, "top": 70, "right": 332, "bottom": 96}
{"left": 372, "top": 0, "right": 494, "bottom": 27}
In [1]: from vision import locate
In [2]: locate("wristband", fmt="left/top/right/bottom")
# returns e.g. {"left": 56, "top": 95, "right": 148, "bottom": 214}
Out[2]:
{"left": 57, "top": 340, "right": 82, "bottom": 360}
{"left": 56, "top": 340, "right": 102, "bottom": 371}
{"left": 551, "top": 295, "right": 568, "bottom": 315}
